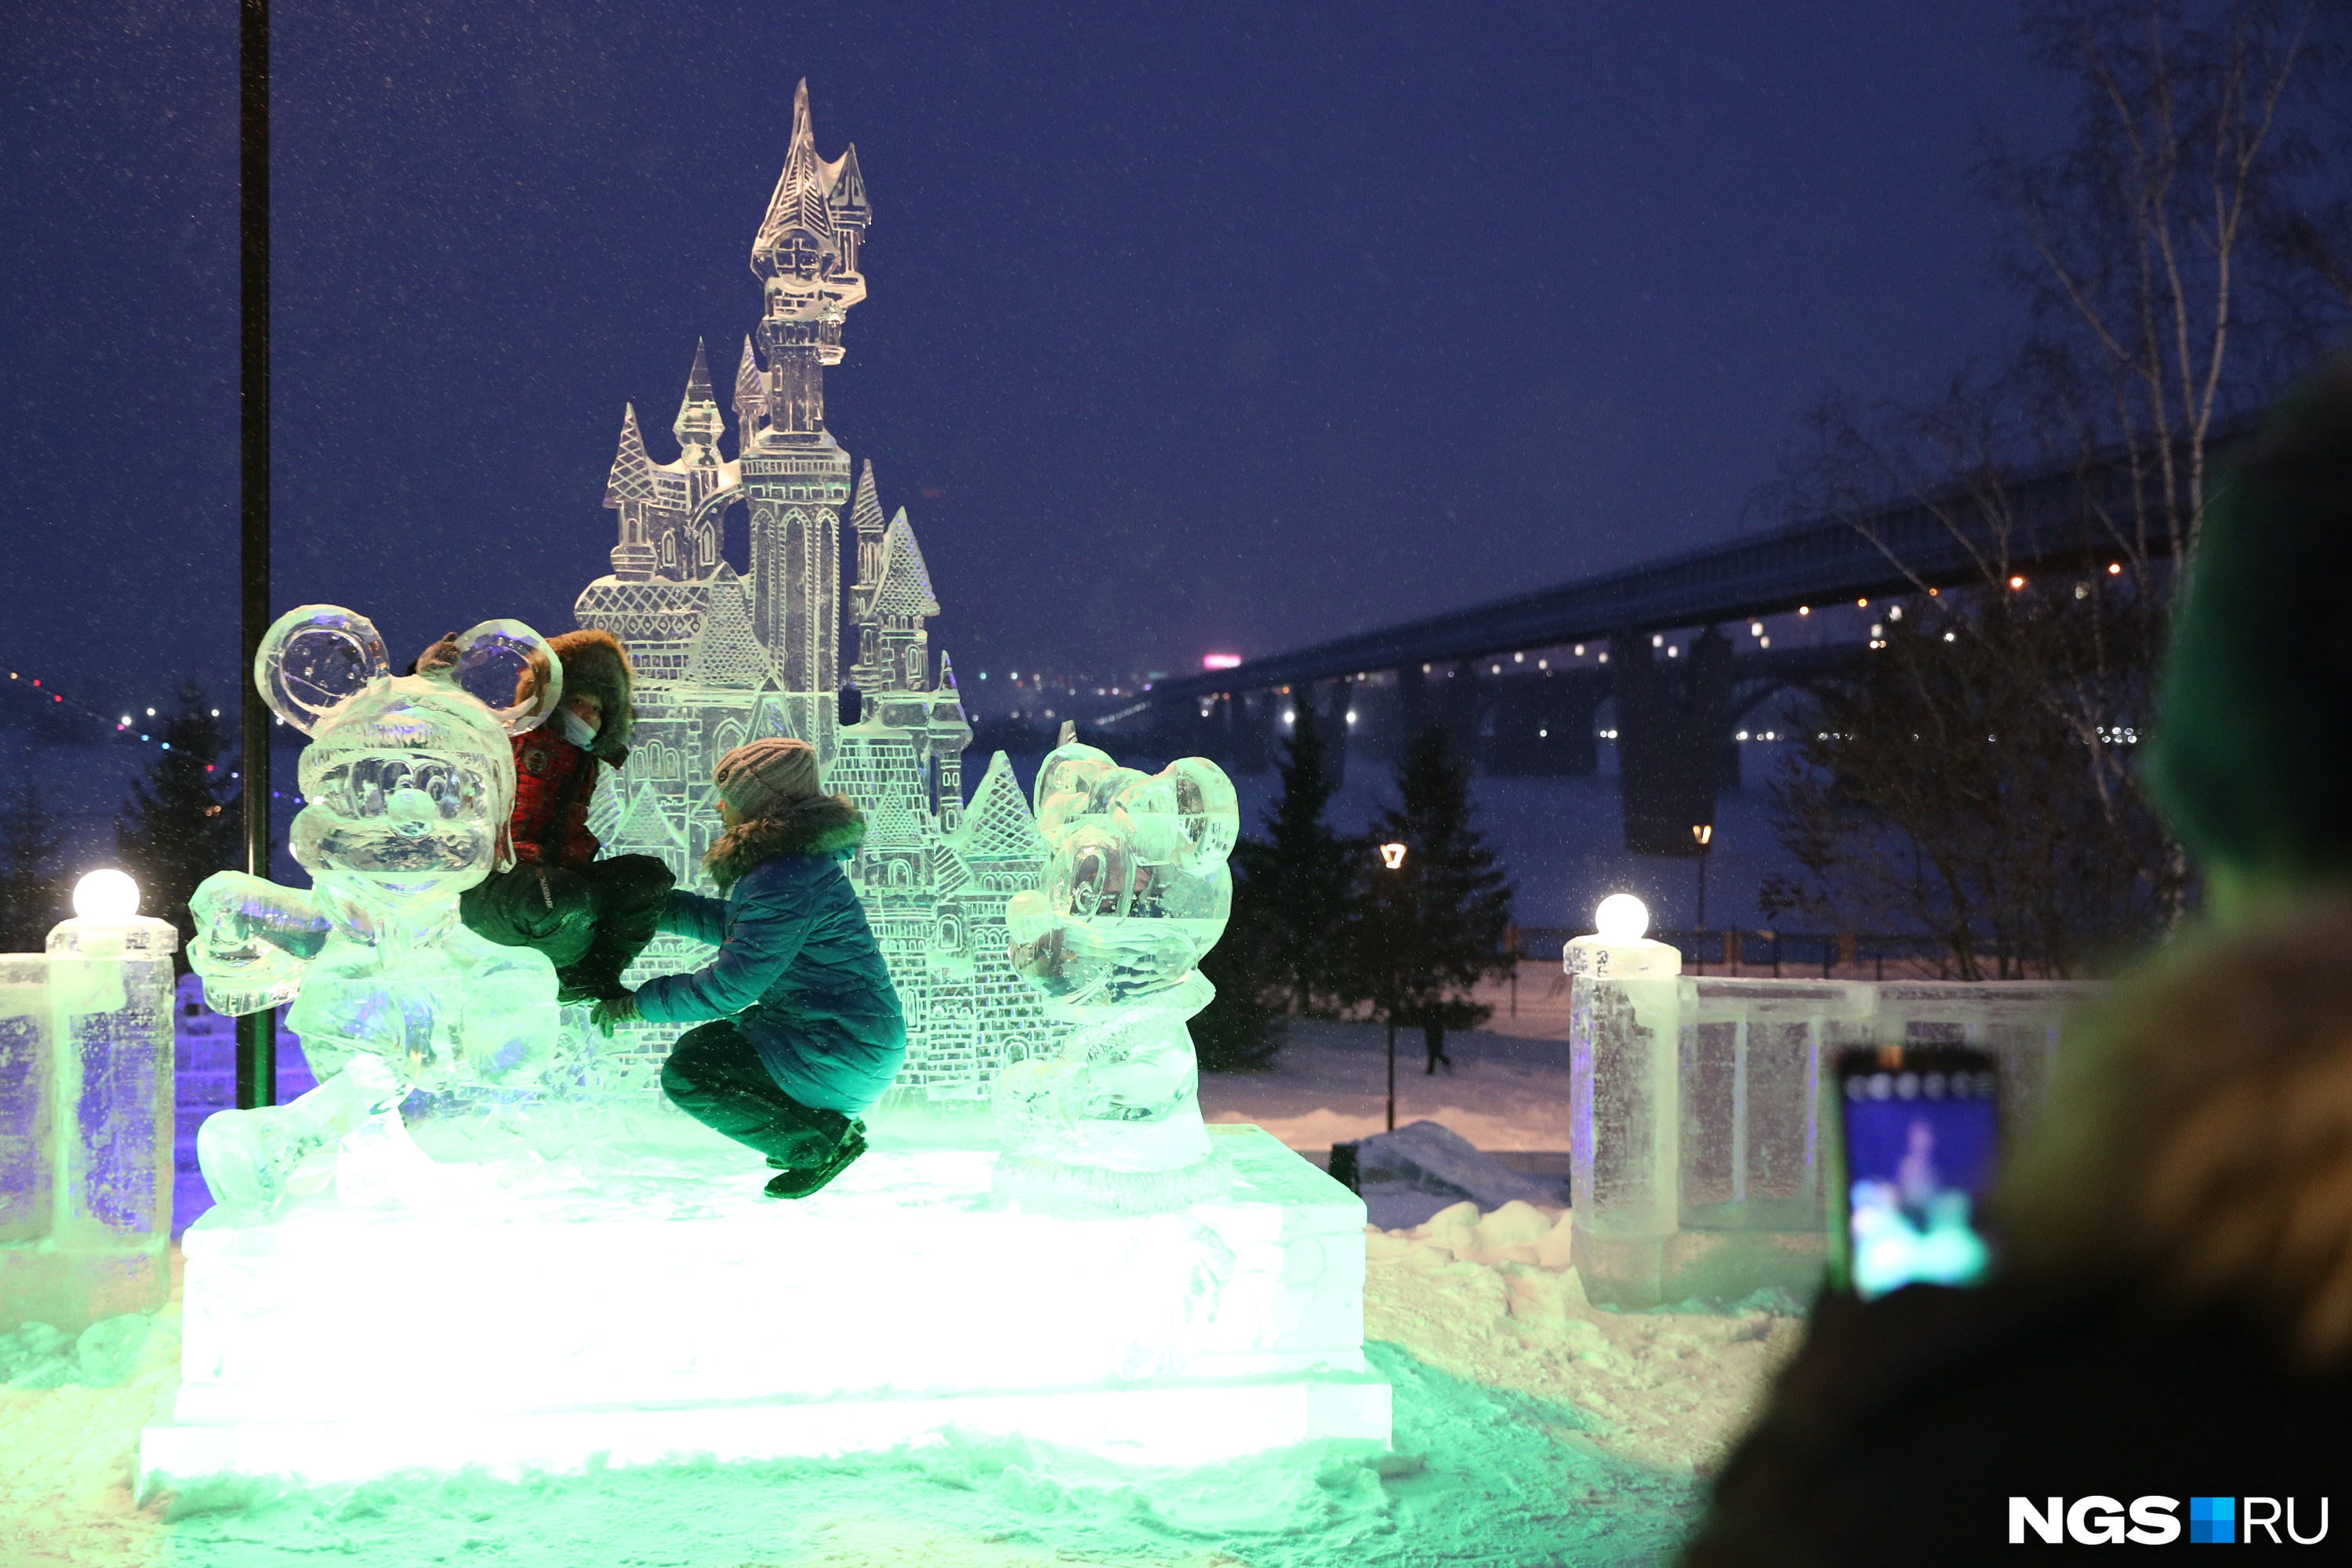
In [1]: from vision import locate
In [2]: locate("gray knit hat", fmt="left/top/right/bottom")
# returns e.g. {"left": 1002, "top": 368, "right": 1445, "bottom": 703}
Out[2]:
{"left": 713, "top": 737, "right": 822, "bottom": 819}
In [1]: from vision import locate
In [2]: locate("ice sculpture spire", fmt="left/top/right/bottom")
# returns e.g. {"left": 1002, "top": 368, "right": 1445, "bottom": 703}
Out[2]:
{"left": 731, "top": 336, "right": 765, "bottom": 455}
{"left": 849, "top": 459, "right": 887, "bottom": 603}
{"left": 854, "top": 506, "right": 939, "bottom": 699}
{"left": 604, "top": 404, "right": 658, "bottom": 582}
{"left": 673, "top": 338, "right": 723, "bottom": 466}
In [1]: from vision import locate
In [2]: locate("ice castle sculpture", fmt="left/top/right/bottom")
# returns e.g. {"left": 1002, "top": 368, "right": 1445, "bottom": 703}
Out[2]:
{"left": 572, "top": 81, "right": 1067, "bottom": 1101}
{"left": 185, "top": 609, "right": 566, "bottom": 1206}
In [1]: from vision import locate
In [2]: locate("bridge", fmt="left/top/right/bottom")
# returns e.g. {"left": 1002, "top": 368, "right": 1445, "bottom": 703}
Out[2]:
{"left": 1098, "top": 428, "right": 2234, "bottom": 855}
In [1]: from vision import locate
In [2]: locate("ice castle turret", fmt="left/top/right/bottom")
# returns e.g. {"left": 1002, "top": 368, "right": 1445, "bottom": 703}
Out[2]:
{"left": 572, "top": 83, "right": 1065, "bottom": 1102}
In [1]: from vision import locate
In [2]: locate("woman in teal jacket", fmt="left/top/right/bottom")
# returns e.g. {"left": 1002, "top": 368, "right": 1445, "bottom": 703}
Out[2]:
{"left": 595, "top": 738, "right": 906, "bottom": 1198}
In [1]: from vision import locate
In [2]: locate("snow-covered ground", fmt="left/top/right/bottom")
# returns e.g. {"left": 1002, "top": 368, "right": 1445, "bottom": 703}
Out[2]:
{"left": 1, "top": 1214, "right": 1798, "bottom": 1568}
{"left": 1198, "top": 1018, "right": 1576, "bottom": 1157}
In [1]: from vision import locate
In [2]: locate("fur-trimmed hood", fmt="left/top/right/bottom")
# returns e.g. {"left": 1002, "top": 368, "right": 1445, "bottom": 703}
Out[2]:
{"left": 516, "top": 629, "right": 635, "bottom": 763}
{"left": 1996, "top": 898, "right": 2352, "bottom": 1365}
{"left": 705, "top": 792, "right": 866, "bottom": 892}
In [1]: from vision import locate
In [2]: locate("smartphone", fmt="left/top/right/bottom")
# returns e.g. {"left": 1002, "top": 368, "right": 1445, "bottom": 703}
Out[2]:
{"left": 1834, "top": 1046, "right": 2000, "bottom": 1299}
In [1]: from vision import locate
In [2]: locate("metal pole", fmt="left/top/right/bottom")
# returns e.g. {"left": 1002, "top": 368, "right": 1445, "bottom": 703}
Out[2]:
{"left": 1385, "top": 888, "right": 1396, "bottom": 1132}
{"left": 234, "top": 0, "right": 275, "bottom": 1110}
{"left": 1385, "top": 1017, "right": 1396, "bottom": 1134}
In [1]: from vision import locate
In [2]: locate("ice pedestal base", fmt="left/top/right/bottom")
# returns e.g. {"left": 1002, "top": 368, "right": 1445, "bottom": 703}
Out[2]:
{"left": 1572, "top": 1221, "right": 1827, "bottom": 1310}
{"left": 0, "top": 1242, "right": 168, "bottom": 1334}
{"left": 140, "top": 1121, "right": 1387, "bottom": 1487}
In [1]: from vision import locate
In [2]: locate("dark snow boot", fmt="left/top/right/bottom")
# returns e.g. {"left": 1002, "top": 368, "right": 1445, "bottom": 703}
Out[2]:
{"left": 764, "top": 1120, "right": 868, "bottom": 1200}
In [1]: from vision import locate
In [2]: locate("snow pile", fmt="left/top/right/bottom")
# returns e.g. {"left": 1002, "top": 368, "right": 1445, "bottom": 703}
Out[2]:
{"left": 0, "top": 1300, "right": 180, "bottom": 1565}
{"left": 1, "top": 1314, "right": 154, "bottom": 1391}
{"left": 1365, "top": 1200, "right": 1806, "bottom": 1475}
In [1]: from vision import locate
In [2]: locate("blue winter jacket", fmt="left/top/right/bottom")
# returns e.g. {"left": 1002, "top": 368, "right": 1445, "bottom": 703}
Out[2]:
{"left": 634, "top": 793, "right": 906, "bottom": 1112}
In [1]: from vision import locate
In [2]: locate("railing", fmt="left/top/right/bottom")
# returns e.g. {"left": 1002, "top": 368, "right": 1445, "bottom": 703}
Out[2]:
{"left": 1512, "top": 925, "right": 2048, "bottom": 981}
{"left": 1566, "top": 956, "right": 2099, "bottom": 1309}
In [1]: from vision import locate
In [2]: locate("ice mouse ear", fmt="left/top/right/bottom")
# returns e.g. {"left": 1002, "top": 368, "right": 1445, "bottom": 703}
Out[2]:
{"left": 436, "top": 619, "right": 562, "bottom": 735}
{"left": 1033, "top": 741, "right": 1116, "bottom": 848}
{"left": 254, "top": 605, "right": 391, "bottom": 736}
{"left": 1115, "top": 758, "right": 1239, "bottom": 873}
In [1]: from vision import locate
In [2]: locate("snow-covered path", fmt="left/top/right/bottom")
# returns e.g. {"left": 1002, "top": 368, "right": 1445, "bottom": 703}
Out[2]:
{"left": 1197, "top": 1018, "right": 1577, "bottom": 1156}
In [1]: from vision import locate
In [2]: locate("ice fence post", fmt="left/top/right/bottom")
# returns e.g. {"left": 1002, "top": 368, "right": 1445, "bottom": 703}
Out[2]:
{"left": 0, "top": 907, "right": 178, "bottom": 1333}
{"left": 1566, "top": 927, "right": 1682, "bottom": 1308}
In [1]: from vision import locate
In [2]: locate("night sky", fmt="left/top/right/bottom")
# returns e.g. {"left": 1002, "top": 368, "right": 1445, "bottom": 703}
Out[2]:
{"left": 4, "top": 0, "right": 2066, "bottom": 720}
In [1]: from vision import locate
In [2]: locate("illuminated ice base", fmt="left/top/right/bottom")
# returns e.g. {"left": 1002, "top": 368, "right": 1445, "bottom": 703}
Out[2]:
{"left": 140, "top": 1120, "right": 1387, "bottom": 1487}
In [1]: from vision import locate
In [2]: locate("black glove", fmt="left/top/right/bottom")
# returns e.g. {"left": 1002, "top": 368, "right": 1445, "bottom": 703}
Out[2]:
{"left": 590, "top": 992, "right": 640, "bottom": 1038}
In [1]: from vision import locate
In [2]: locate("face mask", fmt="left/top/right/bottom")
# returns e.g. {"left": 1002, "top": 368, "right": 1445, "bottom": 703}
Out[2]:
{"left": 559, "top": 706, "right": 600, "bottom": 750}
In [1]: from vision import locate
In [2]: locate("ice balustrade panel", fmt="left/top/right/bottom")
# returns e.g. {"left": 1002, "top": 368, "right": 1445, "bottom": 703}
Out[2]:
{"left": 1871, "top": 982, "right": 2097, "bottom": 1128}
{"left": 1677, "top": 978, "right": 1868, "bottom": 1232}
{"left": 48, "top": 925, "right": 177, "bottom": 1251}
{"left": 0, "top": 956, "right": 53, "bottom": 1243}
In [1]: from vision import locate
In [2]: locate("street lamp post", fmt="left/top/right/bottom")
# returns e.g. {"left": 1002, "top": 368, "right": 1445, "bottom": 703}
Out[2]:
{"left": 1379, "top": 840, "right": 1407, "bottom": 1133}
{"left": 1692, "top": 823, "right": 1713, "bottom": 972}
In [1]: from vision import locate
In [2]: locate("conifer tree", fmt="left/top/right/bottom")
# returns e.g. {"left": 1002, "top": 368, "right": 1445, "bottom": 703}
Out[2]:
{"left": 1230, "top": 719, "right": 1354, "bottom": 1013}
{"left": 115, "top": 682, "right": 237, "bottom": 967}
{"left": 0, "top": 775, "right": 64, "bottom": 952}
{"left": 1353, "top": 726, "right": 1514, "bottom": 1072}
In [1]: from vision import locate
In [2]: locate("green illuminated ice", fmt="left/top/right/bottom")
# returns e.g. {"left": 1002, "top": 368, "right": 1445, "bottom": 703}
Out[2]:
{"left": 187, "top": 607, "right": 567, "bottom": 1208}
{"left": 996, "top": 739, "right": 1241, "bottom": 1214}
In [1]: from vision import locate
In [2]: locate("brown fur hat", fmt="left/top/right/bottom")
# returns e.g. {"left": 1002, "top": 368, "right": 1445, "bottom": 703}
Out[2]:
{"left": 1995, "top": 900, "right": 2352, "bottom": 1366}
{"left": 516, "top": 628, "right": 635, "bottom": 762}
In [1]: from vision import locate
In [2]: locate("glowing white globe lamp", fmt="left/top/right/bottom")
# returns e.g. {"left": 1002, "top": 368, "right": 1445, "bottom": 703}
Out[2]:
{"left": 1594, "top": 893, "right": 1649, "bottom": 945}
{"left": 73, "top": 868, "right": 141, "bottom": 923}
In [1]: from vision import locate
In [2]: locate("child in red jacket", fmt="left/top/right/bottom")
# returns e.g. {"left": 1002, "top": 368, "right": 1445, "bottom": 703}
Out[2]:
{"left": 448, "top": 628, "right": 673, "bottom": 1003}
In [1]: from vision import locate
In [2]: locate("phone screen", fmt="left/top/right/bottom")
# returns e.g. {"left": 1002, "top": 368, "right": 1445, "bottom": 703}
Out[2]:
{"left": 1838, "top": 1050, "right": 1999, "bottom": 1299}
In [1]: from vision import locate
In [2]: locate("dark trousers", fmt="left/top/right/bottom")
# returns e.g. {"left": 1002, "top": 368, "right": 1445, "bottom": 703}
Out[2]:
{"left": 461, "top": 853, "right": 673, "bottom": 991}
{"left": 660, "top": 1019, "right": 855, "bottom": 1171}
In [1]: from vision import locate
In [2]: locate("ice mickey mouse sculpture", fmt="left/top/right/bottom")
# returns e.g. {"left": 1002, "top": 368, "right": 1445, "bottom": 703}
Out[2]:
{"left": 995, "top": 738, "right": 1240, "bottom": 1214}
{"left": 187, "top": 606, "right": 566, "bottom": 1209}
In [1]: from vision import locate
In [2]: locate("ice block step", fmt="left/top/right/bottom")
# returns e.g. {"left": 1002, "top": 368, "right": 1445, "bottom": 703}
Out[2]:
{"left": 150, "top": 1123, "right": 1388, "bottom": 1478}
